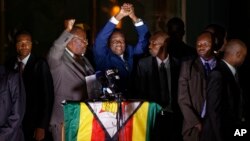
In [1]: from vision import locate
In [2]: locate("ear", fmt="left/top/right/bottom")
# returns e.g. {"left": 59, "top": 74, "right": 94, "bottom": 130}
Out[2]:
{"left": 235, "top": 51, "right": 241, "bottom": 57}
{"left": 66, "top": 40, "right": 73, "bottom": 50}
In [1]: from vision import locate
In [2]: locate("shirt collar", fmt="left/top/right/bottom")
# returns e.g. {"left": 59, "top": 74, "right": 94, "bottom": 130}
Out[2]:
{"left": 65, "top": 48, "right": 84, "bottom": 58}
{"left": 200, "top": 57, "right": 217, "bottom": 69}
{"left": 156, "top": 55, "right": 169, "bottom": 68}
{"left": 65, "top": 48, "right": 74, "bottom": 57}
{"left": 18, "top": 53, "right": 30, "bottom": 66}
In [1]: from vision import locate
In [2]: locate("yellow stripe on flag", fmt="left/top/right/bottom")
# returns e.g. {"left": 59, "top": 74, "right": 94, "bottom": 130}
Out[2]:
{"left": 77, "top": 103, "right": 94, "bottom": 141}
{"left": 132, "top": 102, "right": 149, "bottom": 141}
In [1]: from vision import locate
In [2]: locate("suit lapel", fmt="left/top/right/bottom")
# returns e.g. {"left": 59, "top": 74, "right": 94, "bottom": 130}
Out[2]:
{"left": 24, "top": 55, "right": 35, "bottom": 70}
{"left": 194, "top": 58, "right": 206, "bottom": 79}
{"left": 22, "top": 54, "right": 36, "bottom": 77}
{"left": 82, "top": 56, "right": 95, "bottom": 74}
{"left": 220, "top": 61, "right": 239, "bottom": 88}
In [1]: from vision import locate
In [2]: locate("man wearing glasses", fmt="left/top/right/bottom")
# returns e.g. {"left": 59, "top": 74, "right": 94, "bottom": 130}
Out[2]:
{"left": 93, "top": 3, "right": 149, "bottom": 97}
{"left": 47, "top": 19, "right": 95, "bottom": 141}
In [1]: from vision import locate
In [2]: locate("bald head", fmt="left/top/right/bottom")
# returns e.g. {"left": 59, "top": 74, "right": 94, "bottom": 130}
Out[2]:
{"left": 150, "top": 31, "right": 168, "bottom": 41}
{"left": 149, "top": 31, "right": 169, "bottom": 59}
{"left": 224, "top": 39, "right": 247, "bottom": 67}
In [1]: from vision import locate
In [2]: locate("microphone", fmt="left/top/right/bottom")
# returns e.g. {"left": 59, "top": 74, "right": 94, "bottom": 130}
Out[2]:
{"left": 105, "top": 69, "right": 120, "bottom": 81}
{"left": 96, "top": 69, "right": 121, "bottom": 99}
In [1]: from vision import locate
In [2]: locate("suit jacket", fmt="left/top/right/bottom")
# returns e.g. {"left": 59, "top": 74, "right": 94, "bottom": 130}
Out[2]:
{"left": 93, "top": 20, "right": 149, "bottom": 96}
{"left": 5, "top": 54, "right": 54, "bottom": 138}
{"left": 178, "top": 57, "right": 208, "bottom": 139}
{"left": 135, "top": 55, "right": 182, "bottom": 141}
{"left": 201, "top": 60, "right": 246, "bottom": 141}
{"left": 0, "top": 66, "right": 26, "bottom": 141}
{"left": 135, "top": 56, "right": 180, "bottom": 109}
{"left": 47, "top": 31, "right": 94, "bottom": 125}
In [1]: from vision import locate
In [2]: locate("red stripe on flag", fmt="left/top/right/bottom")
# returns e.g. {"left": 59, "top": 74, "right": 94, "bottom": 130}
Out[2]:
{"left": 118, "top": 114, "right": 133, "bottom": 141}
{"left": 91, "top": 117, "right": 105, "bottom": 141}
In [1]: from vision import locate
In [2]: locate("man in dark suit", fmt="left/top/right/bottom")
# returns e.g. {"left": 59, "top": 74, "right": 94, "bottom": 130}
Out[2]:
{"left": 5, "top": 30, "right": 54, "bottom": 141}
{"left": 166, "top": 17, "right": 196, "bottom": 61}
{"left": 201, "top": 39, "right": 248, "bottom": 141}
{"left": 204, "top": 23, "right": 227, "bottom": 58}
{"left": 0, "top": 65, "right": 26, "bottom": 141}
{"left": 47, "top": 19, "right": 95, "bottom": 141}
{"left": 135, "top": 31, "right": 182, "bottom": 141}
{"left": 93, "top": 3, "right": 149, "bottom": 97}
{"left": 178, "top": 31, "right": 217, "bottom": 141}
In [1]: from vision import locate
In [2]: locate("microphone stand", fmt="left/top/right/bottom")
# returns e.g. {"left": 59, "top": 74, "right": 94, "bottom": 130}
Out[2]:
{"left": 115, "top": 92, "right": 123, "bottom": 140}
{"left": 101, "top": 89, "right": 124, "bottom": 140}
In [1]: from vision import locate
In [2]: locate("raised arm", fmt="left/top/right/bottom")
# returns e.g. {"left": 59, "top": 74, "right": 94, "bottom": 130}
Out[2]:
{"left": 128, "top": 4, "right": 149, "bottom": 55}
{"left": 47, "top": 19, "right": 75, "bottom": 69}
{"left": 93, "top": 3, "right": 132, "bottom": 65}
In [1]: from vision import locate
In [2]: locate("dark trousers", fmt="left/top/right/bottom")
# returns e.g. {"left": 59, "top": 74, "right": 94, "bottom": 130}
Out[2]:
{"left": 151, "top": 111, "right": 183, "bottom": 141}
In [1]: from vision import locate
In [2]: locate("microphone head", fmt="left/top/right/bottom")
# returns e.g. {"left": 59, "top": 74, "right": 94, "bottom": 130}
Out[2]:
{"left": 105, "top": 69, "right": 119, "bottom": 79}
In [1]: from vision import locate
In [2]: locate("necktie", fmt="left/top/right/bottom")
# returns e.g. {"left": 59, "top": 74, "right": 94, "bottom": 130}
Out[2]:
{"left": 201, "top": 62, "right": 211, "bottom": 118}
{"left": 74, "top": 55, "right": 94, "bottom": 76}
{"left": 124, "top": 60, "right": 129, "bottom": 71}
{"left": 120, "top": 56, "right": 129, "bottom": 71}
{"left": 204, "top": 62, "right": 211, "bottom": 77}
{"left": 18, "top": 62, "right": 24, "bottom": 74}
{"left": 159, "top": 62, "right": 170, "bottom": 107}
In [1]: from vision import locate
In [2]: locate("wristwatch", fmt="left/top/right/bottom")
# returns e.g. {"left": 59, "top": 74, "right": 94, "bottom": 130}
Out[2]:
{"left": 134, "top": 18, "right": 142, "bottom": 24}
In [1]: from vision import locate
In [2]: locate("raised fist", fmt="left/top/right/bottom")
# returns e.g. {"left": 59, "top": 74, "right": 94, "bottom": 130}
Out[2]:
{"left": 64, "top": 19, "right": 75, "bottom": 32}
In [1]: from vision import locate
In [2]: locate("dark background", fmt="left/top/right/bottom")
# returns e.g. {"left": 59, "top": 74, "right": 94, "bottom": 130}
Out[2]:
{"left": 0, "top": 0, "right": 250, "bottom": 68}
{"left": 0, "top": 0, "right": 249, "bottom": 133}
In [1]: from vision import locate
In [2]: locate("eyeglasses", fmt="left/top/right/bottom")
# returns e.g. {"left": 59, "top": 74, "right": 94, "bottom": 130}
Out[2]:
{"left": 111, "top": 40, "right": 125, "bottom": 45}
{"left": 149, "top": 41, "right": 164, "bottom": 46}
{"left": 16, "top": 41, "right": 32, "bottom": 47}
{"left": 73, "top": 36, "right": 88, "bottom": 45}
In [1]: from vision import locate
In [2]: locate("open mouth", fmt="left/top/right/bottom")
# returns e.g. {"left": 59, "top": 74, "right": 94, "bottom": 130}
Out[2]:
{"left": 115, "top": 46, "right": 122, "bottom": 50}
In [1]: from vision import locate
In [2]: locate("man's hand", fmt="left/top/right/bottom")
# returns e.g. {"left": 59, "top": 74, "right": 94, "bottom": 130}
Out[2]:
{"left": 115, "top": 3, "right": 132, "bottom": 21}
{"left": 128, "top": 4, "right": 138, "bottom": 23}
{"left": 194, "top": 123, "right": 202, "bottom": 132}
{"left": 34, "top": 128, "right": 45, "bottom": 141}
{"left": 64, "top": 19, "right": 75, "bottom": 32}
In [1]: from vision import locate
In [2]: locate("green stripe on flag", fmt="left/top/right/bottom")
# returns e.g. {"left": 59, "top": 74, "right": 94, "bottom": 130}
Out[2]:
{"left": 64, "top": 102, "right": 80, "bottom": 141}
{"left": 146, "top": 102, "right": 162, "bottom": 141}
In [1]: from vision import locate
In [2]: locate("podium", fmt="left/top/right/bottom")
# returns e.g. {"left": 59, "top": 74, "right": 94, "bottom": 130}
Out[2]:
{"left": 63, "top": 101, "right": 161, "bottom": 141}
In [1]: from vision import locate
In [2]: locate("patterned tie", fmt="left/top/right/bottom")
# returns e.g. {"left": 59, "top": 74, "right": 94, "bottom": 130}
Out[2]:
{"left": 159, "top": 62, "right": 170, "bottom": 107}
{"left": 82, "top": 57, "right": 95, "bottom": 75}
{"left": 74, "top": 55, "right": 94, "bottom": 76}
{"left": 124, "top": 60, "right": 129, "bottom": 71}
{"left": 120, "top": 56, "right": 129, "bottom": 71}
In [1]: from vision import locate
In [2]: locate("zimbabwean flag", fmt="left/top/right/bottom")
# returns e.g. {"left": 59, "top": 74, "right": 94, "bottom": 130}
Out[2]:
{"left": 64, "top": 101, "right": 161, "bottom": 141}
